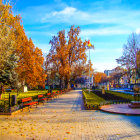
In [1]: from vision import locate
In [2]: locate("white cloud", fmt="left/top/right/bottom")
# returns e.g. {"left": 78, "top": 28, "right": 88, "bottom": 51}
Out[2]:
{"left": 92, "top": 48, "right": 123, "bottom": 53}
{"left": 26, "top": 31, "right": 55, "bottom": 37}
{"left": 34, "top": 43, "right": 51, "bottom": 54}
{"left": 37, "top": 6, "right": 140, "bottom": 37}
{"left": 80, "top": 28, "right": 130, "bottom": 36}
{"left": 19, "top": 3, "right": 140, "bottom": 36}
{"left": 41, "top": 6, "right": 90, "bottom": 24}
{"left": 40, "top": 6, "right": 140, "bottom": 26}
{"left": 52, "top": 7, "right": 76, "bottom": 16}
{"left": 136, "top": 28, "right": 140, "bottom": 34}
{"left": 93, "top": 61, "right": 118, "bottom": 72}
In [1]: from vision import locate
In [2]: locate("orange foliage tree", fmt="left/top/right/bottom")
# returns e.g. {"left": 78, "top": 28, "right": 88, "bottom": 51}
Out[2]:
{"left": 0, "top": 3, "right": 20, "bottom": 93}
{"left": 94, "top": 72, "right": 107, "bottom": 86}
{"left": 46, "top": 26, "right": 94, "bottom": 89}
{"left": 83, "top": 60, "right": 94, "bottom": 76}
{"left": 0, "top": 3, "right": 46, "bottom": 90}
{"left": 15, "top": 35, "right": 46, "bottom": 89}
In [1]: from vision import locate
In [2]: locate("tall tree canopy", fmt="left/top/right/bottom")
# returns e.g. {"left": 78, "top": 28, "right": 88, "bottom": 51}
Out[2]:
{"left": 116, "top": 33, "right": 140, "bottom": 83}
{"left": 0, "top": 2, "right": 46, "bottom": 91}
{"left": 94, "top": 72, "right": 107, "bottom": 86}
{"left": 0, "top": 3, "right": 19, "bottom": 94}
{"left": 136, "top": 50, "right": 140, "bottom": 77}
{"left": 46, "top": 25, "right": 94, "bottom": 88}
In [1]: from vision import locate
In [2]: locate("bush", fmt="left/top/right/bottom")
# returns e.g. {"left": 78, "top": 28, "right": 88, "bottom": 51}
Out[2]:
{"left": 105, "top": 90, "right": 134, "bottom": 101}
{"left": 82, "top": 90, "right": 105, "bottom": 110}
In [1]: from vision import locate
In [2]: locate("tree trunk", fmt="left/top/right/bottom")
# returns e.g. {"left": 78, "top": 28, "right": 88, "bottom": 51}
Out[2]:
{"left": 64, "top": 78, "right": 71, "bottom": 89}
{"left": 67, "top": 82, "right": 71, "bottom": 89}
{"left": 65, "top": 79, "right": 68, "bottom": 89}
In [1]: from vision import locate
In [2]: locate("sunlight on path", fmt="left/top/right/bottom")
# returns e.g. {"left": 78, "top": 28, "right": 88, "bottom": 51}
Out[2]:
{"left": 0, "top": 90, "right": 140, "bottom": 140}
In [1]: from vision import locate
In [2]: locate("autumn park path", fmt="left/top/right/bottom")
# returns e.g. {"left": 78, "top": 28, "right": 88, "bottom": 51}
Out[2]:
{"left": 0, "top": 90, "right": 140, "bottom": 140}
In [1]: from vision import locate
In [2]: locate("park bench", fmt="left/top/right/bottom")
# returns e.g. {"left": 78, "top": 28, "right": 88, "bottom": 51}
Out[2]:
{"left": 38, "top": 94, "right": 48, "bottom": 104}
{"left": 56, "top": 91, "right": 60, "bottom": 96}
{"left": 61, "top": 90, "right": 64, "bottom": 94}
{"left": 47, "top": 92, "right": 53, "bottom": 100}
{"left": 21, "top": 97, "right": 38, "bottom": 112}
{"left": 52, "top": 91, "right": 59, "bottom": 98}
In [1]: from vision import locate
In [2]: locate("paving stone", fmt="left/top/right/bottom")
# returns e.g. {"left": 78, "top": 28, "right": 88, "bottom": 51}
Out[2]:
{"left": 0, "top": 90, "right": 140, "bottom": 140}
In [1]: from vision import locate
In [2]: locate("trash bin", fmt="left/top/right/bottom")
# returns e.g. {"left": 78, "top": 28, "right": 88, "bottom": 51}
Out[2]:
{"left": 50, "top": 89, "right": 52, "bottom": 93}
{"left": 12, "top": 95, "right": 17, "bottom": 106}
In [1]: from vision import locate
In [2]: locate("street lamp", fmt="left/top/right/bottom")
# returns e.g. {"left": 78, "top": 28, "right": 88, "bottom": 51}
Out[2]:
{"left": 89, "top": 49, "right": 91, "bottom": 94}
{"left": 6, "top": 88, "right": 11, "bottom": 113}
{"left": 47, "top": 70, "right": 51, "bottom": 92}
{"left": 87, "top": 40, "right": 94, "bottom": 94}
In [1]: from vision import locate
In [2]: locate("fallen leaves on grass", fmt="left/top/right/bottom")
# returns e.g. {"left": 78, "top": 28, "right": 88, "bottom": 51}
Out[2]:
{"left": 66, "top": 132, "right": 70, "bottom": 134}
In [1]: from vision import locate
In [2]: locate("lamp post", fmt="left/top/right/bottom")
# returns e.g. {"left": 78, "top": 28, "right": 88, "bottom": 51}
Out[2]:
{"left": 47, "top": 70, "right": 51, "bottom": 93}
{"left": 87, "top": 40, "right": 94, "bottom": 93}
{"left": 6, "top": 88, "right": 11, "bottom": 113}
{"left": 88, "top": 40, "right": 92, "bottom": 94}
{"left": 89, "top": 48, "right": 90, "bottom": 94}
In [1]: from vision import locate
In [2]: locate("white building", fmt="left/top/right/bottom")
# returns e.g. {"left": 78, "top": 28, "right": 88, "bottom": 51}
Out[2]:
{"left": 104, "top": 69, "right": 115, "bottom": 76}
{"left": 75, "top": 75, "right": 94, "bottom": 88}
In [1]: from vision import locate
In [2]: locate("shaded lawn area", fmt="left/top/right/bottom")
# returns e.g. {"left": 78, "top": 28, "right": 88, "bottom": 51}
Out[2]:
{"left": 93, "top": 90, "right": 134, "bottom": 101}
{"left": 0, "top": 89, "right": 59, "bottom": 107}
{"left": 105, "top": 90, "right": 134, "bottom": 101}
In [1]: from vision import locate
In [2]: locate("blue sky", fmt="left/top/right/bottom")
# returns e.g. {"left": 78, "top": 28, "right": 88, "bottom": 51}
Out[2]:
{"left": 10, "top": 0, "right": 140, "bottom": 72}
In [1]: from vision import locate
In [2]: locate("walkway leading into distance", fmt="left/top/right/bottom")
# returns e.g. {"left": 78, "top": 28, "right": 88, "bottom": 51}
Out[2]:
{"left": 0, "top": 90, "right": 140, "bottom": 140}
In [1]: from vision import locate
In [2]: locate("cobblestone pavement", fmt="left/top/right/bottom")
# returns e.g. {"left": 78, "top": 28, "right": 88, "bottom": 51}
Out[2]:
{"left": 0, "top": 90, "right": 140, "bottom": 140}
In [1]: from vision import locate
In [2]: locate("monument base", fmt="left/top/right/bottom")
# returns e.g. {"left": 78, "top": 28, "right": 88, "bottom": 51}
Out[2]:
{"left": 128, "top": 101, "right": 140, "bottom": 108}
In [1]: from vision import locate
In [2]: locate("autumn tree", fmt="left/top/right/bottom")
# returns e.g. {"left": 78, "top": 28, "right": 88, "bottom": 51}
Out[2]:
{"left": 46, "top": 32, "right": 66, "bottom": 88}
{"left": 46, "top": 25, "right": 94, "bottom": 89}
{"left": 70, "top": 63, "right": 85, "bottom": 84}
{"left": 109, "top": 66, "right": 124, "bottom": 85}
{"left": 94, "top": 72, "right": 107, "bottom": 86}
{"left": 116, "top": 33, "right": 140, "bottom": 83}
{"left": 83, "top": 60, "right": 94, "bottom": 76}
{"left": 0, "top": 2, "right": 46, "bottom": 91}
{"left": 16, "top": 37, "right": 46, "bottom": 89}
{"left": 0, "top": 3, "right": 19, "bottom": 97}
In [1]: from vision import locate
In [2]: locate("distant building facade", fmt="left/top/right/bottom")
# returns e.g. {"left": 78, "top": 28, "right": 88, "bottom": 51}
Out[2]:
{"left": 75, "top": 75, "right": 94, "bottom": 88}
{"left": 103, "top": 67, "right": 140, "bottom": 89}
{"left": 104, "top": 69, "right": 115, "bottom": 76}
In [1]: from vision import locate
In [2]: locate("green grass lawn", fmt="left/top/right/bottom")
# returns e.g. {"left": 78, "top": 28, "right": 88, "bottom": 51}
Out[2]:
{"left": 83, "top": 89, "right": 135, "bottom": 110}
{"left": 82, "top": 90, "right": 105, "bottom": 109}
{"left": 105, "top": 90, "right": 134, "bottom": 101}
{"left": 0, "top": 89, "right": 59, "bottom": 107}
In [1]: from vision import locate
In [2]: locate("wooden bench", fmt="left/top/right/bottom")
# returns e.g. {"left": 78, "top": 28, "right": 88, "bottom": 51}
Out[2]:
{"left": 21, "top": 97, "right": 38, "bottom": 111}
{"left": 47, "top": 93, "right": 53, "bottom": 100}
{"left": 38, "top": 94, "right": 48, "bottom": 104}
{"left": 56, "top": 91, "right": 60, "bottom": 96}
{"left": 52, "top": 92, "right": 58, "bottom": 98}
